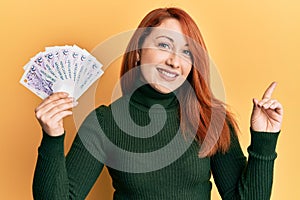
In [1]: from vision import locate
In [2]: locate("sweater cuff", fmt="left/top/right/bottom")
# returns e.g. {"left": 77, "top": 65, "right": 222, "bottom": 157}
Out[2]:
{"left": 248, "top": 128, "right": 280, "bottom": 156}
{"left": 39, "top": 130, "right": 65, "bottom": 157}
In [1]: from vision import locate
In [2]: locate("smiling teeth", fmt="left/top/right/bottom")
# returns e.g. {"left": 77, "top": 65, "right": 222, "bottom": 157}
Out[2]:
{"left": 159, "top": 69, "right": 177, "bottom": 78}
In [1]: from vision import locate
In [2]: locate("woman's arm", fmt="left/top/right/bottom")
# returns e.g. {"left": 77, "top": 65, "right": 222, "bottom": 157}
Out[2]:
{"left": 32, "top": 92, "right": 104, "bottom": 199}
{"left": 33, "top": 132, "right": 104, "bottom": 200}
{"left": 211, "top": 128, "right": 279, "bottom": 200}
{"left": 211, "top": 82, "right": 283, "bottom": 199}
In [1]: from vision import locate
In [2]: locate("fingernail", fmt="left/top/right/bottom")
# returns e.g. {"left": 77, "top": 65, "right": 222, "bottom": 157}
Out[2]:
{"left": 257, "top": 104, "right": 261, "bottom": 108}
{"left": 73, "top": 101, "right": 78, "bottom": 106}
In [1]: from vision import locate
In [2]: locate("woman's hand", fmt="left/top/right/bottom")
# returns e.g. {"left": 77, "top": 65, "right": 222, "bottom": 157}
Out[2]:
{"left": 250, "top": 82, "right": 283, "bottom": 133}
{"left": 35, "top": 92, "right": 78, "bottom": 137}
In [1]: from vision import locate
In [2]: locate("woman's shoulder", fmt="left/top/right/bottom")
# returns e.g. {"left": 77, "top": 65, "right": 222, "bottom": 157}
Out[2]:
{"left": 93, "top": 96, "right": 129, "bottom": 119}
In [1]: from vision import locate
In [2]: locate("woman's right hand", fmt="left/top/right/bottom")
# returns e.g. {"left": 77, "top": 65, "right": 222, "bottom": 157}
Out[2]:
{"left": 35, "top": 92, "right": 78, "bottom": 137}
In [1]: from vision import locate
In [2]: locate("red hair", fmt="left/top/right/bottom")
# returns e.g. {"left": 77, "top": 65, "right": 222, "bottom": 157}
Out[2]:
{"left": 120, "top": 7, "right": 239, "bottom": 156}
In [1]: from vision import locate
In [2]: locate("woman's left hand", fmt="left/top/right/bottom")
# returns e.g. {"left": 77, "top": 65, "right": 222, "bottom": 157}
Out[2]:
{"left": 250, "top": 82, "right": 283, "bottom": 132}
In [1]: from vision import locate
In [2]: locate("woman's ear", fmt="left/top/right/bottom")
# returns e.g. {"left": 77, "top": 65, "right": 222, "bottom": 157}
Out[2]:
{"left": 136, "top": 51, "right": 140, "bottom": 62}
{"left": 135, "top": 51, "right": 141, "bottom": 66}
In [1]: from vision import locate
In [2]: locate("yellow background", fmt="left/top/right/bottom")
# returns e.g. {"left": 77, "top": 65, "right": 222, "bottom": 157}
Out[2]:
{"left": 0, "top": 0, "right": 299, "bottom": 199}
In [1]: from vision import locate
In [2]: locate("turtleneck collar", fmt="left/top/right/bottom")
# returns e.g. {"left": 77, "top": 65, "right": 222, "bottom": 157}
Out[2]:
{"left": 129, "top": 79, "right": 179, "bottom": 110}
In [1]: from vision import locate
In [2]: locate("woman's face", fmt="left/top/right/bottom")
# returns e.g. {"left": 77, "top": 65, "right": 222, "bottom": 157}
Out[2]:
{"left": 139, "top": 18, "right": 193, "bottom": 94}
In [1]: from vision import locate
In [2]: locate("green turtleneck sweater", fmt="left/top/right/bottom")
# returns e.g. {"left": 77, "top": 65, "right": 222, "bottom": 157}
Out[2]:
{"left": 33, "top": 84, "right": 279, "bottom": 200}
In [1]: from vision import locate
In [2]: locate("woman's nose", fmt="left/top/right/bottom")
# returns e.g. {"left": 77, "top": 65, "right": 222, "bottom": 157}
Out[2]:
{"left": 166, "top": 52, "right": 181, "bottom": 68}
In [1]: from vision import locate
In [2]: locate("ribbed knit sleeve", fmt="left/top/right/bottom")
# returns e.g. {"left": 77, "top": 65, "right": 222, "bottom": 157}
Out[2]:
{"left": 32, "top": 110, "right": 105, "bottom": 200}
{"left": 211, "top": 129, "right": 279, "bottom": 200}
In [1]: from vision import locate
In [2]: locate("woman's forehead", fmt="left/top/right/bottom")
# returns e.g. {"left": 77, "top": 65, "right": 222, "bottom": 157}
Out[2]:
{"left": 147, "top": 26, "right": 188, "bottom": 45}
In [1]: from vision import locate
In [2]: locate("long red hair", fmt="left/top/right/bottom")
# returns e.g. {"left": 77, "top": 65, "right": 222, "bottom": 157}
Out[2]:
{"left": 120, "top": 7, "right": 239, "bottom": 156}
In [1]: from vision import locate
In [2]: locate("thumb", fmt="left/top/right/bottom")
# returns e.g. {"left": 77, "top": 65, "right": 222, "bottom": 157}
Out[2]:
{"left": 252, "top": 98, "right": 260, "bottom": 109}
{"left": 252, "top": 98, "right": 258, "bottom": 107}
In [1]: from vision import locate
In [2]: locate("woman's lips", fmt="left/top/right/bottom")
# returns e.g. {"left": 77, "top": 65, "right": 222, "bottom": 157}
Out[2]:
{"left": 156, "top": 68, "right": 179, "bottom": 81}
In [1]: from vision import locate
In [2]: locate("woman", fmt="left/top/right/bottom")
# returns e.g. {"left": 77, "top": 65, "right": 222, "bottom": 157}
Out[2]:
{"left": 33, "top": 7, "right": 283, "bottom": 199}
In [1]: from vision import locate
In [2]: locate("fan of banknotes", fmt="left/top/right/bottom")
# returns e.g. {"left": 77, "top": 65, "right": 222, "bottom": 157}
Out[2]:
{"left": 20, "top": 45, "right": 103, "bottom": 100}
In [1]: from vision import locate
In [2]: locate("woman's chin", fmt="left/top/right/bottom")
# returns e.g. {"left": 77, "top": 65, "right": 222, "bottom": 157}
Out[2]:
{"left": 151, "top": 83, "right": 177, "bottom": 94}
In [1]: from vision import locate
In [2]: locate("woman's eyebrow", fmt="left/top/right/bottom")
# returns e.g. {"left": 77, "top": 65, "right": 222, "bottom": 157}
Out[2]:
{"left": 155, "top": 35, "right": 189, "bottom": 47}
{"left": 155, "top": 35, "right": 174, "bottom": 42}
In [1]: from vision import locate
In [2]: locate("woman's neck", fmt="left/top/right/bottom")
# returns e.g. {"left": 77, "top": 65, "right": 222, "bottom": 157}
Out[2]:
{"left": 129, "top": 79, "right": 179, "bottom": 109}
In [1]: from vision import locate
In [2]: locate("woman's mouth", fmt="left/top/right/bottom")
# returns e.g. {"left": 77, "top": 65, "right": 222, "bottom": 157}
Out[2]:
{"left": 157, "top": 68, "right": 179, "bottom": 80}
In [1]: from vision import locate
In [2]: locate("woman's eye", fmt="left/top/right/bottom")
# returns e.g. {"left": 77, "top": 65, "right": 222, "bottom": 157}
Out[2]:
{"left": 183, "top": 50, "right": 192, "bottom": 57}
{"left": 158, "top": 42, "right": 170, "bottom": 49}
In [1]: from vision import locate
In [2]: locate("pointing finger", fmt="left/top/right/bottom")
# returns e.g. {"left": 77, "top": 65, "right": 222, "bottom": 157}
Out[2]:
{"left": 262, "top": 81, "right": 277, "bottom": 99}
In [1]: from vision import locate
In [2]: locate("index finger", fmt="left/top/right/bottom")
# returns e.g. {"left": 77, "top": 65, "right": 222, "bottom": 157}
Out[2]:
{"left": 44, "top": 92, "right": 70, "bottom": 102}
{"left": 262, "top": 81, "right": 277, "bottom": 99}
{"left": 36, "top": 92, "right": 70, "bottom": 109}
